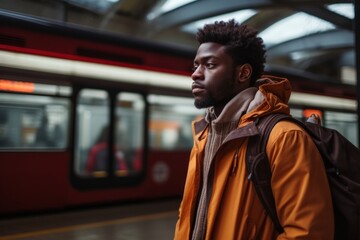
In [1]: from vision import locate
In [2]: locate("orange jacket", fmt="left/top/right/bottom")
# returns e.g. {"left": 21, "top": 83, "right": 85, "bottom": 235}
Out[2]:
{"left": 174, "top": 76, "right": 334, "bottom": 240}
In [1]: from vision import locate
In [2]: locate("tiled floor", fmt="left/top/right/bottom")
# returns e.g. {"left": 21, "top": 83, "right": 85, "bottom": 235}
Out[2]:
{"left": 0, "top": 199, "right": 181, "bottom": 240}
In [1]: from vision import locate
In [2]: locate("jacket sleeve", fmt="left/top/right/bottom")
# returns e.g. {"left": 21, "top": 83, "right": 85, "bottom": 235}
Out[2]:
{"left": 267, "top": 121, "right": 334, "bottom": 240}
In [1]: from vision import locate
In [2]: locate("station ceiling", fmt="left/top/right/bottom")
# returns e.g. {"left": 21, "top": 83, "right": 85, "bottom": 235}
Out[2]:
{"left": 0, "top": 0, "right": 356, "bottom": 86}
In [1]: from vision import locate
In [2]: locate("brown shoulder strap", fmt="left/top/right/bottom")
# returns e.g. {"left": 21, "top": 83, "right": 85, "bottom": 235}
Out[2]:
{"left": 245, "top": 113, "right": 294, "bottom": 234}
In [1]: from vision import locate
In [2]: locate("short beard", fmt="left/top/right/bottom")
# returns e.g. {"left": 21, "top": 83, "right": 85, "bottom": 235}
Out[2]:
{"left": 194, "top": 96, "right": 215, "bottom": 109}
{"left": 194, "top": 71, "right": 237, "bottom": 109}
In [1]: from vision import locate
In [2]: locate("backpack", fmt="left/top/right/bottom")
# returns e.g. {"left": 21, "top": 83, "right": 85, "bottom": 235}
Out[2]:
{"left": 246, "top": 113, "right": 360, "bottom": 240}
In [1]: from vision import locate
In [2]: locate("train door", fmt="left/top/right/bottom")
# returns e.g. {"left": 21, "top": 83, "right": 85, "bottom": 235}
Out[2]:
{"left": 71, "top": 85, "right": 205, "bottom": 197}
{"left": 72, "top": 87, "right": 146, "bottom": 188}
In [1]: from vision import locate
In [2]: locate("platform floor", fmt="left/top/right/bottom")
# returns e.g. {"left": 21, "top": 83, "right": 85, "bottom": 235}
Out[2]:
{"left": 0, "top": 198, "right": 181, "bottom": 240}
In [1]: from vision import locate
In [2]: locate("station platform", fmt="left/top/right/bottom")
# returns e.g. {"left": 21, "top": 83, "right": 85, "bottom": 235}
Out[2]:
{"left": 0, "top": 198, "right": 180, "bottom": 240}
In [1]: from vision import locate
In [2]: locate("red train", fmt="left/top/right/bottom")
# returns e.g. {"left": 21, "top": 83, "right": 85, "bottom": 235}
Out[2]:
{"left": 0, "top": 11, "right": 357, "bottom": 216}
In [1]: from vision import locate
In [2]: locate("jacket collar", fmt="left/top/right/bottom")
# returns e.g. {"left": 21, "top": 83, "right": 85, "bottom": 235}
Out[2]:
{"left": 193, "top": 75, "right": 291, "bottom": 138}
{"left": 193, "top": 118, "right": 259, "bottom": 142}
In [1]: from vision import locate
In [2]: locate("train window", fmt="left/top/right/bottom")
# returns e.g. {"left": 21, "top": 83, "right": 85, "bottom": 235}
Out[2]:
{"left": 148, "top": 94, "right": 204, "bottom": 150}
{"left": 290, "top": 108, "right": 303, "bottom": 121}
{"left": 324, "top": 111, "right": 358, "bottom": 147}
{"left": 0, "top": 92, "right": 69, "bottom": 150}
{"left": 292, "top": 107, "right": 358, "bottom": 147}
{"left": 75, "top": 89, "right": 110, "bottom": 178}
{"left": 115, "top": 92, "right": 145, "bottom": 177}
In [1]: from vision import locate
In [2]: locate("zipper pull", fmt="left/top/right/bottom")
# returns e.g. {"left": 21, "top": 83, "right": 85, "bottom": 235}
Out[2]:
{"left": 231, "top": 147, "right": 240, "bottom": 175}
{"left": 247, "top": 158, "right": 254, "bottom": 180}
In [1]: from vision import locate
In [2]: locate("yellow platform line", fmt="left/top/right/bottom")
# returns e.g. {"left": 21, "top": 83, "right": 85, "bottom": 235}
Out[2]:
{"left": 0, "top": 210, "right": 177, "bottom": 240}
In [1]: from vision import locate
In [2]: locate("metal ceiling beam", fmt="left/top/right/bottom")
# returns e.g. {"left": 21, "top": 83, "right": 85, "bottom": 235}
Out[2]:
{"left": 267, "top": 29, "right": 354, "bottom": 59}
{"left": 149, "top": 0, "right": 352, "bottom": 33}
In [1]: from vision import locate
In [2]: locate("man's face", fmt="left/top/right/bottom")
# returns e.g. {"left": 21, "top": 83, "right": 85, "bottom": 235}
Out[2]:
{"left": 191, "top": 42, "right": 239, "bottom": 109}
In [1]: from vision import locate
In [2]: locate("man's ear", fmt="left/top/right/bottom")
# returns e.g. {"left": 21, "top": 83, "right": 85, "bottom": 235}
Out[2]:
{"left": 237, "top": 63, "right": 252, "bottom": 83}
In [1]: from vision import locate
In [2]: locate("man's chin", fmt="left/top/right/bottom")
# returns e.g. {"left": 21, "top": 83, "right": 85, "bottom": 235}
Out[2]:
{"left": 194, "top": 99, "right": 212, "bottom": 109}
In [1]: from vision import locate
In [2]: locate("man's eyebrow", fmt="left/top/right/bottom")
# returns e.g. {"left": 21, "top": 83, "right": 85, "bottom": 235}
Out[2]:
{"left": 194, "top": 55, "right": 219, "bottom": 63}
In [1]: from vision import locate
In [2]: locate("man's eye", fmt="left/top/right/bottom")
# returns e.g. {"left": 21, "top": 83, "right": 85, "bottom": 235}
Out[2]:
{"left": 192, "top": 66, "right": 198, "bottom": 72}
{"left": 206, "top": 63, "right": 215, "bottom": 69}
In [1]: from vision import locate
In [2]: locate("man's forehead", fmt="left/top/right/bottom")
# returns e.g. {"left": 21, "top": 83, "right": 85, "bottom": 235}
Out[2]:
{"left": 195, "top": 43, "right": 227, "bottom": 59}
{"left": 197, "top": 42, "right": 225, "bottom": 51}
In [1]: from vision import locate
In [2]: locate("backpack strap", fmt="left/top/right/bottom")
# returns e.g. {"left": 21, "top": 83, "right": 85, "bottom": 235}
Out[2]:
{"left": 245, "top": 113, "right": 294, "bottom": 234}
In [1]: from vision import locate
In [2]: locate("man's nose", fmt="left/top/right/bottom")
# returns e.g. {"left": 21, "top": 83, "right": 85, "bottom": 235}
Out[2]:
{"left": 191, "top": 66, "right": 204, "bottom": 81}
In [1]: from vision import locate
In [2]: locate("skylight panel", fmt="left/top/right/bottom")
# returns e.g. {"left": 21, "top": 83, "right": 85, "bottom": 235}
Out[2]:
{"left": 66, "top": 0, "right": 120, "bottom": 14}
{"left": 147, "top": 0, "right": 197, "bottom": 20}
{"left": 327, "top": 3, "right": 354, "bottom": 19}
{"left": 259, "top": 12, "right": 335, "bottom": 47}
{"left": 181, "top": 9, "right": 257, "bottom": 33}
{"left": 161, "top": 0, "right": 197, "bottom": 12}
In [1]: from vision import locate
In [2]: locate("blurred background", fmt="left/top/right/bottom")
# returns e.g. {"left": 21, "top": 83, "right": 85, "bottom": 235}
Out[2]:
{"left": 0, "top": 1, "right": 358, "bottom": 239}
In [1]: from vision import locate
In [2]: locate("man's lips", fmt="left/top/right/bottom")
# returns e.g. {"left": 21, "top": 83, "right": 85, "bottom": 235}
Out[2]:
{"left": 192, "top": 88, "right": 204, "bottom": 95}
{"left": 192, "top": 83, "right": 204, "bottom": 95}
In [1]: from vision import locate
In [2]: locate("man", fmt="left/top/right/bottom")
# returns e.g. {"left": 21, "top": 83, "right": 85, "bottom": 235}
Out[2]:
{"left": 174, "top": 20, "right": 334, "bottom": 239}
